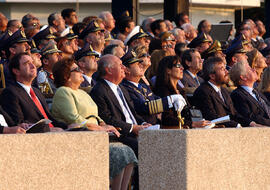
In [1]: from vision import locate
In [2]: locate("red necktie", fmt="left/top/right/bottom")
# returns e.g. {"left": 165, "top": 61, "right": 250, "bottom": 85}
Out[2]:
{"left": 30, "top": 88, "right": 54, "bottom": 128}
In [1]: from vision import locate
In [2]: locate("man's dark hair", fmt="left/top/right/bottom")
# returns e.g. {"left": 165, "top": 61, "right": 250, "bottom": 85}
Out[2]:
{"left": 153, "top": 55, "right": 180, "bottom": 94}
{"left": 174, "top": 42, "right": 187, "bottom": 59}
{"left": 116, "top": 17, "right": 133, "bottom": 34}
{"left": 150, "top": 19, "right": 164, "bottom": 36}
{"left": 202, "top": 56, "right": 223, "bottom": 81}
{"left": 7, "top": 20, "right": 19, "bottom": 28}
{"left": 181, "top": 48, "right": 196, "bottom": 70}
{"left": 72, "top": 22, "right": 87, "bottom": 35}
{"left": 197, "top": 20, "right": 207, "bottom": 34}
{"left": 103, "top": 44, "right": 119, "bottom": 56}
{"left": 9, "top": 52, "right": 29, "bottom": 80}
{"left": 61, "top": 8, "right": 75, "bottom": 19}
{"left": 21, "top": 14, "right": 35, "bottom": 28}
{"left": 48, "top": 13, "right": 58, "bottom": 26}
{"left": 174, "top": 12, "right": 188, "bottom": 28}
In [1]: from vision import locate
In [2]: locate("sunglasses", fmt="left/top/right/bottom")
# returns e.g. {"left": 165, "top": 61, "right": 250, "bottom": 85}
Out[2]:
{"left": 139, "top": 53, "right": 150, "bottom": 58}
{"left": 70, "top": 67, "right": 81, "bottom": 73}
{"left": 173, "top": 63, "right": 183, "bottom": 68}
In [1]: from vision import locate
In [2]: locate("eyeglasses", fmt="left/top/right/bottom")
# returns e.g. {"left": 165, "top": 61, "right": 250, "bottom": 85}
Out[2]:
{"left": 162, "top": 44, "right": 173, "bottom": 49}
{"left": 173, "top": 63, "right": 183, "bottom": 68}
{"left": 70, "top": 67, "right": 81, "bottom": 73}
{"left": 139, "top": 53, "right": 150, "bottom": 58}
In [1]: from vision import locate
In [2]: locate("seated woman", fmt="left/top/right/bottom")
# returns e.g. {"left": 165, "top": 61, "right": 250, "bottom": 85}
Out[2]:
{"left": 153, "top": 56, "right": 211, "bottom": 128}
{"left": 246, "top": 49, "right": 267, "bottom": 87}
{"left": 258, "top": 66, "right": 270, "bottom": 101}
{"left": 51, "top": 58, "right": 137, "bottom": 190}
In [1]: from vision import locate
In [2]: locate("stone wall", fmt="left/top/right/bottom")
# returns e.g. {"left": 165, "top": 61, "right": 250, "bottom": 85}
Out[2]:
{"left": 0, "top": 131, "right": 109, "bottom": 190}
{"left": 139, "top": 128, "right": 270, "bottom": 190}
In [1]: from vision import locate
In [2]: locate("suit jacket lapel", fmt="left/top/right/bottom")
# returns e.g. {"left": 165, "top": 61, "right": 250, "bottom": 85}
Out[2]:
{"left": 206, "top": 82, "right": 227, "bottom": 107}
{"left": 101, "top": 79, "right": 126, "bottom": 115}
{"left": 239, "top": 86, "right": 266, "bottom": 113}
{"left": 184, "top": 71, "right": 198, "bottom": 87}
{"left": 15, "top": 83, "right": 44, "bottom": 118}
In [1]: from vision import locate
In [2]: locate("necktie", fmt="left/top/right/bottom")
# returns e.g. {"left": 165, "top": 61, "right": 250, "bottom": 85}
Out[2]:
{"left": 30, "top": 88, "right": 54, "bottom": 128}
{"left": 117, "top": 87, "right": 137, "bottom": 124}
{"left": 218, "top": 89, "right": 225, "bottom": 102}
{"left": 252, "top": 89, "right": 270, "bottom": 118}
{"left": 194, "top": 76, "right": 200, "bottom": 86}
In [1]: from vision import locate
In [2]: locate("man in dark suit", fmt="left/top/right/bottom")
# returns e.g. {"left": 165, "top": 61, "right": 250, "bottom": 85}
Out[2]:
{"left": 193, "top": 57, "right": 259, "bottom": 128}
{"left": 121, "top": 49, "right": 186, "bottom": 124}
{"left": 0, "top": 52, "right": 67, "bottom": 131}
{"left": 90, "top": 54, "right": 151, "bottom": 149}
{"left": 90, "top": 54, "right": 150, "bottom": 190}
{"left": 230, "top": 61, "right": 270, "bottom": 126}
{"left": 74, "top": 43, "right": 99, "bottom": 88}
{"left": 181, "top": 49, "right": 204, "bottom": 88}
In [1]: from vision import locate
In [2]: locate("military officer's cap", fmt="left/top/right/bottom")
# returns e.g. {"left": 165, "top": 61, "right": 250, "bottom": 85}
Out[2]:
{"left": 121, "top": 49, "right": 143, "bottom": 66}
{"left": 159, "top": 31, "right": 175, "bottom": 42}
{"left": 32, "top": 26, "right": 56, "bottom": 47}
{"left": 41, "top": 41, "right": 61, "bottom": 56}
{"left": 30, "top": 39, "right": 41, "bottom": 54}
{"left": 57, "top": 27, "right": 78, "bottom": 40}
{"left": 74, "top": 43, "right": 99, "bottom": 61}
{"left": 188, "top": 32, "right": 211, "bottom": 48}
{"left": 225, "top": 35, "right": 247, "bottom": 56}
{"left": 124, "top": 26, "right": 149, "bottom": 46}
{"left": 78, "top": 20, "right": 105, "bottom": 39}
{"left": 5, "top": 29, "right": 28, "bottom": 48}
{"left": 0, "top": 31, "right": 12, "bottom": 51}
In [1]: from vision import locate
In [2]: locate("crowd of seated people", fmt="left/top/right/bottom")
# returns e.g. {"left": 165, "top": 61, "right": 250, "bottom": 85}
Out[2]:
{"left": 0, "top": 8, "right": 270, "bottom": 189}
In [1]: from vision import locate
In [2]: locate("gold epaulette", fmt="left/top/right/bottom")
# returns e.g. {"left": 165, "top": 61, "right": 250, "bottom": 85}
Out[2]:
{"left": 0, "top": 64, "right": 5, "bottom": 88}
{"left": 146, "top": 98, "right": 164, "bottom": 115}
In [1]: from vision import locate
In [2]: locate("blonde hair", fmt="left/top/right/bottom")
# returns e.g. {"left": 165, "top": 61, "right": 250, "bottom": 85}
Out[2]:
{"left": 258, "top": 66, "right": 270, "bottom": 92}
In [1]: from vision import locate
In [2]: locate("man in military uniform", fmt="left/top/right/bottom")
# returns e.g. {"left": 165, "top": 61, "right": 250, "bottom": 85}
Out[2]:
{"left": 79, "top": 20, "right": 105, "bottom": 57}
{"left": 188, "top": 32, "right": 211, "bottom": 54}
{"left": 36, "top": 41, "right": 61, "bottom": 94}
{"left": 225, "top": 35, "right": 248, "bottom": 70}
{"left": 124, "top": 26, "right": 149, "bottom": 50}
{"left": 32, "top": 26, "right": 56, "bottom": 50}
{"left": 74, "top": 43, "right": 99, "bottom": 88}
{"left": 121, "top": 49, "right": 186, "bottom": 124}
{"left": 2, "top": 29, "right": 30, "bottom": 87}
{"left": 201, "top": 40, "right": 226, "bottom": 61}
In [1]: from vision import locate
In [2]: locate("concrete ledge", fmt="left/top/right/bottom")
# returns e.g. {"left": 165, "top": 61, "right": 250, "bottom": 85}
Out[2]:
{"left": 139, "top": 128, "right": 270, "bottom": 190}
{"left": 0, "top": 131, "right": 109, "bottom": 190}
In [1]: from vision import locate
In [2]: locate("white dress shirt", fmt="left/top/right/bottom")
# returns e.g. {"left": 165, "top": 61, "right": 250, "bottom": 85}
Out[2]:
{"left": 104, "top": 79, "right": 137, "bottom": 126}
